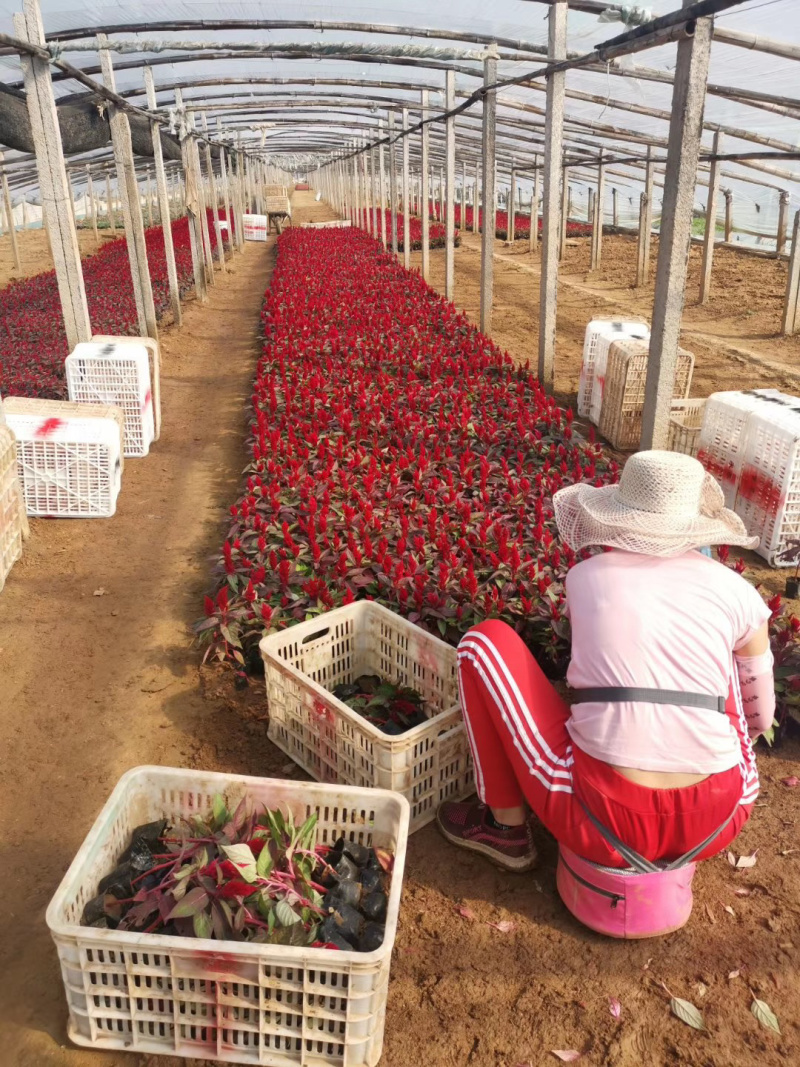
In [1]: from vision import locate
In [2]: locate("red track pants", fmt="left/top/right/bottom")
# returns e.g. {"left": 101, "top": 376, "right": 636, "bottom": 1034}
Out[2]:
{"left": 457, "top": 621, "right": 758, "bottom": 868}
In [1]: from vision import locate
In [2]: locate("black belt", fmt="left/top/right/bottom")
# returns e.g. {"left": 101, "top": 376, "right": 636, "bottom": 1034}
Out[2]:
{"left": 571, "top": 686, "right": 726, "bottom": 715}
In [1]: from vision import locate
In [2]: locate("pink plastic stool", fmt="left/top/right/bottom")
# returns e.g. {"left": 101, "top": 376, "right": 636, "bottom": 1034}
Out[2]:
{"left": 557, "top": 845, "right": 697, "bottom": 939}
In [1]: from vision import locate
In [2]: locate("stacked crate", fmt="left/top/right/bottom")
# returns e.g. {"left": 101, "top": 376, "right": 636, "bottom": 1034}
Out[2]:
{"left": 66, "top": 341, "right": 154, "bottom": 458}
{"left": 696, "top": 389, "right": 784, "bottom": 507}
{"left": 577, "top": 319, "right": 650, "bottom": 422}
{"left": 667, "top": 399, "right": 707, "bottom": 457}
{"left": 0, "top": 421, "right": 27, "bottom": 590}
{"left": 598, "top": 339, "right": 694, "bottom": 451}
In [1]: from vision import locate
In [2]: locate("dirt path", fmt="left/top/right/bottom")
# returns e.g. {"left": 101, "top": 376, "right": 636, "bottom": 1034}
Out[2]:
{"left": 0, "top": 236, "right": 276, "bottom": 1067}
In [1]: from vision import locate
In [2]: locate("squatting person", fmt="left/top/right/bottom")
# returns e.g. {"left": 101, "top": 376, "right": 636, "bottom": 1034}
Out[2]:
{"left": 437, "top": 450, "right": 775, "bottom": 873}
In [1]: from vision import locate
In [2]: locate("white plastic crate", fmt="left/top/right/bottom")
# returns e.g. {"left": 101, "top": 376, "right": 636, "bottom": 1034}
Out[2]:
{"left": 0, "top": 423, "right": 25, "bottom": 591}
{"left": 2, "top": 396, "right": 126, "bottom": 473}
{"left": 5, "top": 405, "right": 122, "bottom": 518}
{"left": 667, "top": 398, "right": 706, "bottom": 457}
{"left": 47, "top": 766, "right": 409, "bottom": 1067}
{"left": 265, "top": 197, "right": 292, "bottom": 218}
{"left": 697, "top": 390, "right": 785, "bottom": 508}
{"left": 266, "top": 185, "right": 289, "bottom": 197}
{"left": 66, "top": 341, "right": 154, "bottom": 458}
{"left": 91, "top": 334, "right": 161, "bottom": 441}
{"left": 579, "top": 320, "right": 650, "bottom": 423}
{"left": 734, "top": 402, "right": 800, "bottom": 566}
{"left": 260, "top": 601, "right": 473, "bottom": 833}
{"left": 598, "top": 339, "right": 693, "bottom": 451}
{"left": 243, "top": 213, "right": 269, "bottom": 241}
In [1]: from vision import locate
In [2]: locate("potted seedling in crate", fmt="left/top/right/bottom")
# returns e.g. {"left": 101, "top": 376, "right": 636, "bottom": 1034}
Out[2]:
{"left": 332, "top": 674, "right": 428, "bottom": 736}
{"left": 778, "top": 539, "right": 800, "bottom": 599}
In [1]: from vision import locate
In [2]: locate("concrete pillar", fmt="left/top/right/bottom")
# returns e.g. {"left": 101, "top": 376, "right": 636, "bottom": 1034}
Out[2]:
{"left": 782, "top": 209, "right": 800, "bottom": 336}
{"left": 420, "top": 92, "right": 430, "bottom": 279}
{"left": 444, "top": 70, "right": 456, "bottom": 300}
{"left": 699, "top": 130, "right": 722, "bottom": 303}
{"left": 642, "top": 5, "right": 714, "bottom": 450}
{"left": 777, "top": 189, "right": 790, "bottom": 256}
{"left": 479, "top": 44, "right": 498, "bottom": 335}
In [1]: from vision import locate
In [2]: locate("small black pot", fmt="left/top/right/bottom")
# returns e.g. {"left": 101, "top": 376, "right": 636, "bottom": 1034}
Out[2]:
{"left": 786, "top": 577, "right": 800, "bottom": 599}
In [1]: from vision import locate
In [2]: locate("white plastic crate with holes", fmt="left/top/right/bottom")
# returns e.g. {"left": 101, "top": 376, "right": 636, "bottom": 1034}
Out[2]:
{"left": 0, "top": 422, "right": 26, "bottom": 591}
{"left": 577, "top": 319, "right": 649, "bottom": 422}
{"left": 91, "top": 335, "right": 161, "bottom": 440}
{"left": 598, "top": 339, "right": 693, "bottom": 452}
{"left": 733, "top": 401, "right": 800, "bottom": 566}
{"left": 260, "top": 601, "right": 473, "bottom": 834}
{"left": 47, "top": 766, "right": 409, "bottom": 1067}
{"left": 3, "top": 396, "right": 126, "bottom": 473}
{"left": 4, "top": 402, "right": 122, "bottom": 518}
{"left": 243, "top": 213, "right": 269, "bottom": 241}
{"left": 696, "top": 390, "right": 785, "bottom": 508}
{"left": 66, "top": 341, "right": 154, "bottom": 458}
{"left": 667, "top": 399, "right": 706, "bottom": 457}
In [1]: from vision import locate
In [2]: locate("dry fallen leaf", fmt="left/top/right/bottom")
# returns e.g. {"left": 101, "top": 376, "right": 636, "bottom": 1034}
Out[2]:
{"left": 609, "top": 997, "right": 622, "bottom": 1019}
{"left": 723, "top": 905, "right": 737, "bottom": 918}
{"left": 93, "top": 587, "right": 107, "bottom": 597}
{"left": 734, "top": 887, "right": 752, "bottom": 897}
{"left": 550, "top": 1052, "right": 582, "bottom": 1063}
{"left": 694, "top": 982, "right": 708, "bottom": 999}
{"left": 457, "top": 906, "right": 476, "bottom": 921}
{"left": 642, "top": 957, "right": 653, "bottom": 971}
{"left": 670, "top": 996, "right": 706, "bottom": 1031}
{"left": 728, "top": 850, "right": 758, "bottom": 869}
{"left": 486, "top": 919, "right": 516, "bottom": 933}
{"left": 779, "top": 848, "right": 798, "bottom": 856}
{"left": 705, "top": 903, "right": 717, "bottom": 923}
{"left": 728, "top": 969, "right": 741, "bottom": 980}
{"left": 751, "top": 997, "right": 781, "bottom": 1035}
{"left": 780, "top": 776, "right": 799, "bottom": 787}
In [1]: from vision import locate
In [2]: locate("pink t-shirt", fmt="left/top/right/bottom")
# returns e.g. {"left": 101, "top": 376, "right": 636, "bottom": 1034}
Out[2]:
{"left": 564, "top": 550, "right": 770, "bottom": 774}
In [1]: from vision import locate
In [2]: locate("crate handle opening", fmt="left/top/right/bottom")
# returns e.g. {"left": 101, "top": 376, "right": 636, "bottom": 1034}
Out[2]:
{"left": 302, "top": 626, "right": 330, "bottom": 644}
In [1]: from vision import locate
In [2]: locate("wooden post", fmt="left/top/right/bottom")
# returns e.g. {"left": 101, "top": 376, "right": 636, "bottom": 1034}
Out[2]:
{"left": 588, "top": 188, "right": 595, "bottom": 226}
{"left": 420, "top": 92, "right": 430, "bottom": 279}
{"left": 388, "top": 114, "right": 398, "bottom": 256}
{"left": 479, "top": 44, "right": 498, "bottom": 335}
{"left": 445, "top": 69, "right": 456, "bottom": 300}
{"left": 474, "top": 161, "right": 480, "bottom": 235}
{"left": 699, "top": 130, "right": 722, "bottom": 303}
{"left": 777, "top": 190, "right": 790, "bottom": 257}
{"left": 612, "top": 187, "right": 619, "bottom": 229}
{"left": 144, "top": 167, "right": 153, "bottom": 227}
{"left": 591, "top": 149, "right": 606, "bottom": 269}
{"left": 218, "top": 141, "right": 236, "bottom": 259}
{"left": 641, "top": 6, "right": 714, "bottom": 450}
{"left": 636, "top": 146, "right": 655, "bottom": 287}
{"left": 402, "top": 107, "right": 411, "bottom": 269}
{"left": 507, "top": 164, "right": 516, "bottom": 246}
{"left": 14, "top": 2, "right": 90, "bottom": 347}
{"left": 189, "top": 115, "right": 214, "bottom": 283}
{"left": 105, "top": 174, "right": 116, "bottom": 234}
{"left": 181, "top": 91, "right": 208, "bottom": 302}
{"left": 461, "top": 160, "right": 467, "bottom": 231}
{"left": 145, "top": 67, "right": 182, "bottom": 324}
{"left": 538, "top": 0, "right": 567, "bottom": 393}
{"left": 98, "top": 33, "right": 158, "bottom": 338}
{"left": 724, "top": 189, "right": 733, "bottom": 242}
{"left": 0, "top": 155, "right": 21, "bottom": 271}
{"left": 379, "top": 120, "right": 388, "bottom": 250}
{"left": 781, "top": 210, "right": 800, "bottom": 336}
{"left": 86, "top": 167, "right": 99, "bottom": 246}
{"left": 365, "top": 147, "right": 373, "bottom": 237}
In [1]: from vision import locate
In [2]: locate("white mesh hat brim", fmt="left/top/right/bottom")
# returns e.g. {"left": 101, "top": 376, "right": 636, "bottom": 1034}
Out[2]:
{"left": 553, "top": 480, "right": 759, "bottom": 558}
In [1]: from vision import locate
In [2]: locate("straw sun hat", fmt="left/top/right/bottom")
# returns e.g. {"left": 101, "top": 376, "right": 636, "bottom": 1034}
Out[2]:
{"left": 553, "top": 450, "right": 758, "bottom": 558}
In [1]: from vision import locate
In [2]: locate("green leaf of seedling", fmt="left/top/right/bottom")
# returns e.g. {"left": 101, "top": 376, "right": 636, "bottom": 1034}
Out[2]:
{"left": 167, "top": 887, "right": 209, "bottom": 920}
{"left": 670, "top": 997, "right": 706, "bottom": 1032}
{"left": 256, "top": 844, "right": 274, "bottom": 879}
{"left": 212, "top": 793, "right": 229, "bottom": 829}
{"left": 276, "top": 900, "right": 301, "bottom": 926}
{"left": 220, "top": 624, "right": 242, "bottom": 649}
{"left": 297, "top": 812, "right": 318, "bottom": 850}
{"left": 268, "top": 906, "right": 276, "bottom": 933}
{"left": 193, "top": 910, "right": 214, "bottom": 940}
{"left": 173, "top": 863, "right": 194, "bottom": 881}
{"left": 222, "top": 843, "right": 258, "bottom": 883}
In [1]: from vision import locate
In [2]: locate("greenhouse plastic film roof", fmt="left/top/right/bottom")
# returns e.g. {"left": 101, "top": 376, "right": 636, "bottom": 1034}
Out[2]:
{"left": 0, "top": 0, "right": 796, "bottom": 244}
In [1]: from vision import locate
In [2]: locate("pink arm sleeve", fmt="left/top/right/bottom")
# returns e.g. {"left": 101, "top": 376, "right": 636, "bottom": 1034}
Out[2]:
{"left": 734, "top": 648, "right": 776, "bottom": 738}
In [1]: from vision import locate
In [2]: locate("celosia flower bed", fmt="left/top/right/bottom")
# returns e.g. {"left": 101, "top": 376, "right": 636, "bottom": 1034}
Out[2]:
{"left": 451, "top": 204, "right": 592, "bottom": 241}
{"left": 198, "top": 226, "right": 616, "bottom": 675}
{"left": 354, "top": 210, "right": 457, "bottom": 251}
{"left": 0, "top": 211, "right": 225, "bottom": 400}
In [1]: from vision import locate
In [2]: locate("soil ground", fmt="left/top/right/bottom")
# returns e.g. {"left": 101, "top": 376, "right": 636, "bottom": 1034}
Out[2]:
{"left": 1, "top": 195, "right": 798, "bottom": 1067}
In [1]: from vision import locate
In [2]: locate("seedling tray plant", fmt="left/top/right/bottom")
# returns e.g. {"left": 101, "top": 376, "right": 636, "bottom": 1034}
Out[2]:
{"left": 47, "top": 766, "right": 409, "bottom": 1066}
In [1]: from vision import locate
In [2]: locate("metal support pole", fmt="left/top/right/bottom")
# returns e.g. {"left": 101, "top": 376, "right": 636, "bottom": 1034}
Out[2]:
{"left": 445, "top": 69, "right": 456, "bottom": 300}
{"left": 636, "top": 146, "right": 655, "bottom": 287}
{"left": 0, "top": 155, "right": 20, "bottom": 271}
{"left": 777, "top": 190, "right": 790, "bottom": 257}
{"left": 781, "top": 210, "right": 800, "bottom": 336}
{"left": 480, "top": 44, "right": 498, "bottom": 335}
{"left": 145, "top": 67, "right": 182, "bottom": 324}
{"left": 402, "top": 107, "right": 410, "bottom": 269}
{"left": 98, "top": 33, "right": 157, "bottom": 338}
{"left": 699, "top": 130, "right": 722, "bottom": 303}
{"left": 538, "top": 0, "right": 567, "bottom": 393}
{"left": 642, "top": 6, "right": 714, "bottom": 451}
{"left": 388, "top": 115, "right": 398, "bottom": 256}
{"left": 420, "top": 92, "right": 430, "bottom": 279}
{"left": 13, "top": 2, "right": 90, "bottom": 346}
{"left": 591, "top": 148, "right": 605, "bottom": 269}
{"left": 724, "top": 189, "right": 733, "bottom": 242}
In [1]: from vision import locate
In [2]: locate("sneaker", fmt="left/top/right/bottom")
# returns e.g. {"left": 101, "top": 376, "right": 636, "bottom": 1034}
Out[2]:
{"left": 436, "top": 800, "right": 538, "bottom": 872}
